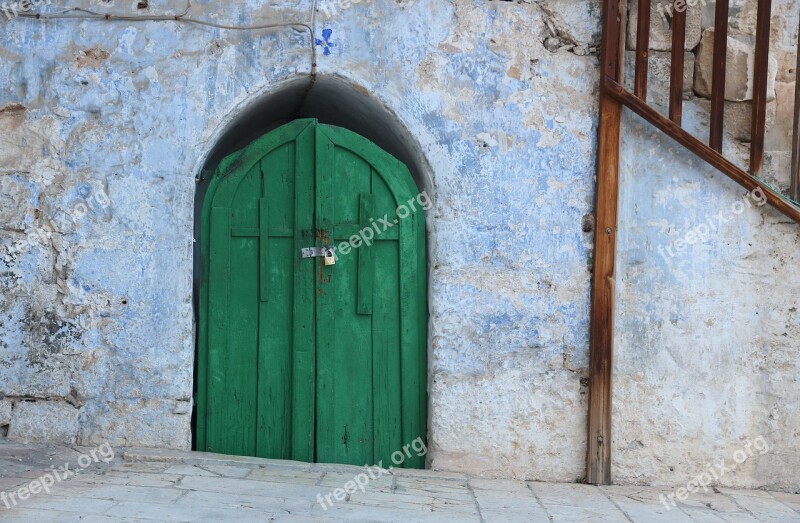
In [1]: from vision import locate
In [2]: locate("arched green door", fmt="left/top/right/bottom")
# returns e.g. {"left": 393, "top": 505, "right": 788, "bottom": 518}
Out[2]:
{"left": 197, "top": 119, "right": 427, "bottom": 468}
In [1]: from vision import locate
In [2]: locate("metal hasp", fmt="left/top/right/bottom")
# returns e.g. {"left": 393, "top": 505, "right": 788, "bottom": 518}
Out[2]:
{"left": 301, "top": 246, "right": 335, "bottom": 259}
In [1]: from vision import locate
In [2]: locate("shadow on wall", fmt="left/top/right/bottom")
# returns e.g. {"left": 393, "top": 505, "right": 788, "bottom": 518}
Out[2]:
{"left": 198, "top": 75, "right": 430, "bottom": 188}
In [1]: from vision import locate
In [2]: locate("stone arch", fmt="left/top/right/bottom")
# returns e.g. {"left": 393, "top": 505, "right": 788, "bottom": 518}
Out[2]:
{"left": 191, "top": 74, "right": 435, "bottom": 454}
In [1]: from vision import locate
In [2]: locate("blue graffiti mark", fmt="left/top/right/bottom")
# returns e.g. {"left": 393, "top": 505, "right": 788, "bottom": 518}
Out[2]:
{"left": 315, "top": 28, "right": 335, "bottom": 56}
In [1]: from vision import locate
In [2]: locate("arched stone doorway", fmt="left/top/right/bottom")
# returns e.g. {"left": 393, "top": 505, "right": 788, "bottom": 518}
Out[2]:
{"left": 193, "top": 79, "right": 432, "bottom": 468}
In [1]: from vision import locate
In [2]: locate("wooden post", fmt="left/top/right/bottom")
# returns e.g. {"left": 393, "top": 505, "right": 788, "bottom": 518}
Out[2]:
{"left": 791, "top": 20, "right": 800, "bottom": 202}
{"left": 669, "top": 7, "right": 687, "bottom": 124}
{"left": 587, "top": 0, "right": 623, "bottom": 486}
{"left": 634, "top": 0, "right": 650, "bottom": 99}
{"left": 749, "top": 0, "right": 772, "bottom": 176}
{"left": 709, "top": 0, "right": 730, "bottom": 152}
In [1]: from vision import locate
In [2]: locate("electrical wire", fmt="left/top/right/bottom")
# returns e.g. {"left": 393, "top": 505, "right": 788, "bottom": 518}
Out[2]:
{"left": 9, "top": 0, "right": 318, "bottom": 77}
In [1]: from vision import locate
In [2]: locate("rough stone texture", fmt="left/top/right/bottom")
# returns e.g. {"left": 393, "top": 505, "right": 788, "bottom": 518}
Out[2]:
{"left": 613, "top": 106, "right": 800, "bottom": 492}
{"left": 765, "top": 82, "right": 796, "bottom": 151}
{"left": 0, "top": 0, "right": 798, "bottom": 491}
{"left": 7, "top": 401, "right": 80, "bottom": 444}
{"left": 735, "top": 0, "right": 800, "bottom": 49}
{"left": 0, "top": 400, "right": 11, "bottom": 426}
{"left": 627, "top": 0, "right": 702, "bottom": 52}
{"left": 539, "top": 0, "right": 602, "bottom": 47}
{"left": 775, "top": 47, "right": 798, "bottom": 83}
{"left": 763, "top": 150, "right": 794, "bottom": 191}
{"left": 0, "top": 0, "right": 598, "bottom": 483}
{"left": 692, "top": 98, "right": 777, "bottom": 143}
{"left": 3, "top": 443, "right": 799, "bottom": 521}
{"left": 624, "top": 50, "right": 696, "bottom": 112}
{"left": 694, "top": 28, "right": 778, "bottom": 102}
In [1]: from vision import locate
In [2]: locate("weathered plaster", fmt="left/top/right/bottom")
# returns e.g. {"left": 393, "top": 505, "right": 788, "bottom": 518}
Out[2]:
{"left": 0, "top": 0, "right": 797, "bottom": 490}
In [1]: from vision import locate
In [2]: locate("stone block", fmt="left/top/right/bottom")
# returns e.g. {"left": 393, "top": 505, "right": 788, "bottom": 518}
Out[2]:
{"left": 0, "top": 175, "right": 34, "bottom": 230}
{"left": 721, "top": 99, "right": 777, "bottom": 142}
{"left": 775, "top": 47, "right": 797, "bottom": 83}
{"left": 627, "top": 0, "right": 702, "bottom": 52}
{"left": 77, "top": 399, "right": 190, "bottom": 449}
{"left": 765, "top": 81, "right": 796, "bottom": 151}
{"left": 624, "top": 50, "right": 695, "bottom": 111}
{"left": 540, "top": 0, "right": 602, "bottom": 47}
{"left": 695, "top": 28, "right": 778, "bottom": 102}
{"left": 7, "top": 400, "right": 80, "bottom": 444}
{"left": 0, "top": 400, "right": 11, "bottom": 426}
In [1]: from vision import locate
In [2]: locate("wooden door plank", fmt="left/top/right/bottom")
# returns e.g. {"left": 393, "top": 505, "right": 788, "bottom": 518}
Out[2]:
{"left": 357, "top": 192, "right": 376, "bottom": 315}
{"left": 196, "top": 173, "right": 222, "bottom": 452}
{"left": 224, "top": 167, "right": 261, "bottom": 456}
{"left": 205, "top": 205, "right": 231, "bottom": 453}
{"left": 371, "top": 173, "right": 403, "bottom": 467}
{"left": 291, "top": 125, "right": 317, "bottom": 462}
{"left": 256, "top": 144, "right": 295, "bottom": 459}
{"left": 260, "top": 198, "right": 270, "bottom": 302}
{"left": 319, "top": 134, "right": 374, "bottom": 466}
{"left": 314, "top": 125, "right": 338, "bottom": 464}
{"left": 399, "top": 215, "right": 423, "bottom": 469}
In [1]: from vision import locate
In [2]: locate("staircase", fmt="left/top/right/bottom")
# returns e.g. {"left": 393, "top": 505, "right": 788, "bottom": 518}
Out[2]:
{"left": 586, "top": 0, "right": 800, "bottom": 484}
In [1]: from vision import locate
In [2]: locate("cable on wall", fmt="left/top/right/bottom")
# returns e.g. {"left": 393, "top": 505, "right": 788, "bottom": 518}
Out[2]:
{"left": 9, "top": 0, "right": 319, "bottom": 78}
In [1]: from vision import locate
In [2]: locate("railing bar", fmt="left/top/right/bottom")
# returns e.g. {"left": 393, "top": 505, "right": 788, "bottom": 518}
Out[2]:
{"left": 634, "top": 0, "right": 651, "bottom": 99}
{"left": 618, "top": 0, "right": 627, "bottom": 83}
{"left": 602, "top": 76, "right": 800, "bottom": 223}
{"left": 668, "top": 7, "right": 687, "bottom": 124}
{"left": 749, "top": 0, "right": 772, "bottom": 177}
{"left": 791, "top": 23, "right": 800, "bottom": 201}
{"left": 709, "top": 0, "right": 730, "bottom": 152}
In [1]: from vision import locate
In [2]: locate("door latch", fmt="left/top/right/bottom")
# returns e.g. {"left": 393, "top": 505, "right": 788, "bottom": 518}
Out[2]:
{"left": 301, "top": 246, "right": 336, "bottom": 265}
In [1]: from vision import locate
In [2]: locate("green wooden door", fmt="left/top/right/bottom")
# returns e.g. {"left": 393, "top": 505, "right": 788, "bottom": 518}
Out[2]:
{"left": 197, "top": 119, "right": 426, "bottom": 468}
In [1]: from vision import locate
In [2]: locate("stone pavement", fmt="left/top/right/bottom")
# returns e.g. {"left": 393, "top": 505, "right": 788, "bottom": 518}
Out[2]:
{"left": 0, "top": 442, "right": 799, "bottom": 522}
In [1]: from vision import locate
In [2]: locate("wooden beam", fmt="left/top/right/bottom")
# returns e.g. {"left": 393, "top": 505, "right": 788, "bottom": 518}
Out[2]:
{"left": 587, "top": 92, "right": 621, "bottom": 486}
{"left": 603, "top": 76, "right": 800, "bottom": 223}
{"left": 749, "top": 0, "right": 772, "bottom": 176}
{"left": 709, "top": 0, "right": 730, "bottom": 151}
{"left": 587, "top": 0, "right": 623, "bottom": 487}
{"left": 791, "top": 18, "right": 800, "bottom": 202}
{"left": 669, "top": 6, "right": 686, "bottom": 124}
{"left": 634, "top": 0, "right": 651, "bottom": 99}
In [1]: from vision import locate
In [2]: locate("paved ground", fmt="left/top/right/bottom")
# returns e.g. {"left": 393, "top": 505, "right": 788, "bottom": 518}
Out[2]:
{"left": 0, "top": 443, "right": 799, "bottom": 522}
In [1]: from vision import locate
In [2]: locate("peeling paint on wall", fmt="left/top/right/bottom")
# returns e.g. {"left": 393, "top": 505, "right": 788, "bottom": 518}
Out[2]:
{"left": 0, "top": 0, "right": 797, "bottom": 489}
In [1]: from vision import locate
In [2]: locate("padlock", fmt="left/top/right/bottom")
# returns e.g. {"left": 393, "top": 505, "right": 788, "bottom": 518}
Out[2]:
{"left": 324, "top": 247, "right": 336, "bottom": 266}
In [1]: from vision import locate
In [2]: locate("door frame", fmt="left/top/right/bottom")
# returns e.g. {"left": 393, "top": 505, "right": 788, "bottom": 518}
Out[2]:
{"left": 193, "top": 119, "right": 428, "bottom": 466}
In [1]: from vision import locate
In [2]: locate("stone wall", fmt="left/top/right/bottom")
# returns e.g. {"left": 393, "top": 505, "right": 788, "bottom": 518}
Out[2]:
{"left": 614, "top": 0, "right": 800, "bottom": 491}
{"left": 0, "top": 0, "right": 798, "bottom": 490}
{"left": 0, "top": 0, "right": 601, "bottom": 482}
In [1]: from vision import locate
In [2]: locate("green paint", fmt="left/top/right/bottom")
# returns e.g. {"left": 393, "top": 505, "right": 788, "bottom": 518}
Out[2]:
{"left": 197, "top": 119, "right": 427, "bottom": 468}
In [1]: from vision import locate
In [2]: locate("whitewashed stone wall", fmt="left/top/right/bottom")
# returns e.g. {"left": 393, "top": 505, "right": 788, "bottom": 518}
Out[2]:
{"left": 0, "top": 0, "right": 797, "bottom": 490}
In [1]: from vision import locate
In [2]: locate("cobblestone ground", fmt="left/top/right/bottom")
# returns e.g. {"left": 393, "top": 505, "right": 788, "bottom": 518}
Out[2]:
{"left": 1, "top": 443, "right": 799, "bottom": 522}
